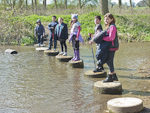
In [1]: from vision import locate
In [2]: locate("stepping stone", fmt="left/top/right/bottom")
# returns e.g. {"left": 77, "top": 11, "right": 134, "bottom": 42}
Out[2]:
{"left": 56, "top": 55, "right": 73, "bottom": 62}
{"left": 34, "top": 44, "right": 46, "bottom": 47}
{"left": 84, "top": 70, "right": 107, "bottom": 78}
{"left": 36, "top": 47, "right": 48, "bottom": 51}
{"left": 44, "top": 50, "right": 59, "bottom": 56}
{"left": 69, "top": 60, "right": 84, "bottom": 68}
{"left": 107, "top": 97, "right": 143, "bottom": 113}
{"left": 5, "top": 49, "right": 18, "bottom": 54}
{"left": 94, "top": 81, "right": 122, "bottom": 94}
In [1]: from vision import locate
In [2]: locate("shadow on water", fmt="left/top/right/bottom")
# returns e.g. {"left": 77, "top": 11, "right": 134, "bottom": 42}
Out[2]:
{"left": 118, "top": 75, "right": 150, "bottom": 80}
{"left": 141, "top": 107, "right": 150, "bottom": 113}
{"left": 122, "top": 89, "right": 150, "bottom": 96}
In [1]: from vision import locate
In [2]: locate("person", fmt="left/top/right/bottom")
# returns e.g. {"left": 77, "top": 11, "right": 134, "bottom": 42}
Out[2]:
{"left": 69, "top": 14, "right": 83, "bottom": 61}
{"left": 103, "top": 13, "right": 120, "bottom": 82}
{"left": 55, "top": 17, "right": 68, "bottom": 56}
{"left": 89, "top": 16, "right": 103, "bottom": 49}
{"left": 47, "top": 16, "right": 58, "bottom": 51}
{"left": 34, "top": 19, "right": 45, "bottom": 47}
{"left": 89, "top": 16, "right": 110, "bottom": 73}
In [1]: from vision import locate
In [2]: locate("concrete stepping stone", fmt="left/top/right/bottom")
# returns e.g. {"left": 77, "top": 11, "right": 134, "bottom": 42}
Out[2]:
{"left": 69, "top": 60, "right": 84, "bottom": 68}
{"left": 107, "top": 97, "right": 143, "bottom": 113}
{"left": 84, "top": 70, "right": 107, "bottom": 78}
{"left": 44, "top": 50, "right": 59, "bottom": 56}
{"left": 56, "top": 55, "right": 73, "bottom": 62}
{"left": 36, "top": 47, "right": 48, "bottom": 51}
{"left": 94, "top": 81, "right": 122, "bottom": 94}
{"left": 5, "top": 49, "right": 18, "bottom": 54}
{"left": 34, "top": 44, "right": 46, "bottom": 47}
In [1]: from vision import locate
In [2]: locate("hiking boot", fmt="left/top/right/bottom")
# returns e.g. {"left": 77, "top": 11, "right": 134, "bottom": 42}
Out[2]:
{"left": 53, "top": 48, "right": 56, "bottom": 51}
{"left": 103, "top": 74, "right": 113, "bottom": 82}
{"left": 112, "top": 74, "right": 118, "bottom": 81}
{"left": 59, "top": 52, "right": 64, "bottom": 55}
{"left": 63, "top": 52, "right": 67, "bottom": 56}
{"left": 93, "top": 68, "right": 103, "bottom": 73}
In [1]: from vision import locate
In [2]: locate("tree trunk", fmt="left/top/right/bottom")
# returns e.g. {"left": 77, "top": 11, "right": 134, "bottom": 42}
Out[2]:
{"left": 99, "top": 0, "right": 109, "bottom": 15}
{"left": 12, "top": 0, "right": 16, "bottom": 9}
{"left": 26, "top": 0, "right": 28, "bottom": 10}
{"left": 54, "top": 0, "right": 57, "bottom": 8}
{"left": 4, "top": 0, "right": 6, "bottom": 10}
{"left": 35, "top": 0, "right": 37, "bottom": 13}
{"left": 119, "top": 0, "right": 121, "bottom": 8}
{"left": 32, "top": 0, "right": 34, "bottom": 12}
{"left": 79, "top": 0, "right": 81, "bottom": 9}
{"left": 130, "top": 0, "right": 132, "bottom": 13}
{"left": 65, "top": 0, "right": 67, "bottom": 9}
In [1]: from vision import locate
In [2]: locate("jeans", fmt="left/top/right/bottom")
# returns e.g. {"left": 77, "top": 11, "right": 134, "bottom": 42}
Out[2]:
{"left": 37, "top": 35, "right": 43, "bottom": 44}
{"left": 49, "top": 33, "right": 57, "bottom": 49}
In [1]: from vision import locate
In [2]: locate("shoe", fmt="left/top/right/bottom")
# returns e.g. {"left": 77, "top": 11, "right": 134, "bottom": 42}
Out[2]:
{"left": 59, "top": 52, "right": 64, "bottom": 55}
{"left": 103, "top": 74, "right": 113, "bottom": 82}
{"left": 93, "top": 68, "right": 103, "bottom": 73}
{"left": 71, "top": 50, "right": 76, "bottom": 61}
{"left": 63, "top": 52, "right": 67, "bottom": 56}
{"left": 53, "top": 48, "right": 56, "bottom": 51}
{"left": 112, "top": 74, "right": 118, "bottom": 81}
{"left": 41, "top": 44, "right": 44, "bottom": 47}
{"left": 46, "top": 48, "right": 51, "bottom": 50}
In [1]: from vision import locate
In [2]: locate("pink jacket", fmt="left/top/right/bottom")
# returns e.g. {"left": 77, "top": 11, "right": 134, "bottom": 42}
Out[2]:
{"left": 103, "top": 26, "right": 119, "bottom": 51}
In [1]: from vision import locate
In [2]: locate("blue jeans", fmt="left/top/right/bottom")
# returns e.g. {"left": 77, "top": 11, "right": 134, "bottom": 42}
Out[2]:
{"left": 48, "top": 33, "right": 57, "bottom": 49}
{"left": 37, "top": 35, "right": 43, "bottom": 44}
{"left": 106, "top": 51, "right": 115, "bottom": 73}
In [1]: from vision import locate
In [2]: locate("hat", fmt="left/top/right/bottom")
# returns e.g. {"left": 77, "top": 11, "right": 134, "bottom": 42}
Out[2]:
{"left": 71, "top": 14, "right": 78, "bottom": 20}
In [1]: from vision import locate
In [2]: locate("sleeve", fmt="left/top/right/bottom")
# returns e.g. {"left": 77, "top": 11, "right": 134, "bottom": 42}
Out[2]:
{"left": 103, "top": 26, "right": 117, "bottom": 42}
{"left": 34, "top": 26, "right": 37, "bottom": 36}
{"left": 97, "top": 24, "right": 103, "bottom": 31}
{"left": 48, "top": 23, "right": 52, "bottom": 30}
{"left": 76, "top": 26, "right": 81, "bottom": 38}
{"left": 65, "top": 24, "right": 68, "bottom": 39}
{"left": 43, "top": 25, "right": 45, "bottom": 35}
{"left": 54, "top": 25, "right": 57, "bottom": 37}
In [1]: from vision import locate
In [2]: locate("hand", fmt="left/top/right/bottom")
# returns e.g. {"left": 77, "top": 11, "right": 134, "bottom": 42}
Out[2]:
{"left": 34, "top": 35, "right": 37, "bottom": 37}
{"left": 43, "top": 35, "right": 45, "bottom": 37}
{"left": 89, "top": 40, "right": 93, "bottom": 44}
{"left": 51, "top": 27, "right": 54, "bottom": 29}
{"left": 76, "top": 38, "right": 79, "bottom": 41}
{"left": 88, "top": 33, "right": 91, "bottom": 36}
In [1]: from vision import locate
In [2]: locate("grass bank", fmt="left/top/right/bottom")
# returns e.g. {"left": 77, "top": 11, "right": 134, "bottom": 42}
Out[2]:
{"left": 1, "top": 11, "right": 150, "bottom": 45}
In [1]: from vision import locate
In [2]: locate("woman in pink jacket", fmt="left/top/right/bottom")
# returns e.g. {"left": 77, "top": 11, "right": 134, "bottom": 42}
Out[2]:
{"left": 103, "top": 13, "right": 119, "bottom": 82}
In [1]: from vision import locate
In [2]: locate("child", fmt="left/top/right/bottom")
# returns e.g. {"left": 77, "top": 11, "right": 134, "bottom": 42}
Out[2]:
{"left": 34, "top": 19, "right": 45, "bottom": 46}
{"left": 48, "top": 16, "right": 58, "bottom": 51}
{"left": 55, "top": 17, "right": 68, "bottom": 56}
{"left": 69, "top": 14, "right": 83, "bottom": 61}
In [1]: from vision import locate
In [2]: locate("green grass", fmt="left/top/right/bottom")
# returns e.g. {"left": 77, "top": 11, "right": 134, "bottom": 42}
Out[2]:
{"left": 1, "top": 11, "right": 150, "bottom": 45}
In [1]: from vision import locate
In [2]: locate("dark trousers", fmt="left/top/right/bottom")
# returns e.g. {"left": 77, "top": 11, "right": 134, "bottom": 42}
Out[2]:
{"left": 95, "top": 41, "right": 111, "bottom": 64}
{"left": 37, "top": 35, "right": 43, "bottom": 44}
{"left": 72, "top": 35, "right": 79, "bottom": 50}
{"left": 106, "top": 51, "right": 115, "bottom": 73}
{"left": 49, "top": 33, "right": 57, "bottom": 49}
{"left": 60, "top": 39, "right": 67, "bottom": 52}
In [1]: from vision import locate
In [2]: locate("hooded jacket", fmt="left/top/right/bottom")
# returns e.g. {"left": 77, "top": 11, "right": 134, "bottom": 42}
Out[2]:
{"left": 34, "top": 19, "right": 45, "bottom": 35}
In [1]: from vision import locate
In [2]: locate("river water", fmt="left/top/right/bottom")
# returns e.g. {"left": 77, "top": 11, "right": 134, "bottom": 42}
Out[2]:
{"left": 0, "top": 42, "right": 150, "bottom": 113}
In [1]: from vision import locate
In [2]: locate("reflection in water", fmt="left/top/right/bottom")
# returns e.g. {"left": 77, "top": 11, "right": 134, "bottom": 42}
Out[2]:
{"left": 0, "top": 42, "right": 150, "bottom": 112}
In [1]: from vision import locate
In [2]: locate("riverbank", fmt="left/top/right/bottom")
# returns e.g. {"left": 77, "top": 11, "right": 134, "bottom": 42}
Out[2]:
{"left": 1, "top": 10, "right": 150, "bottom": 45}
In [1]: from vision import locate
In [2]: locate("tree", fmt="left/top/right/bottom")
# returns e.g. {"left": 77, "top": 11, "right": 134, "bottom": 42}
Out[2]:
{"left": 43, "top": 0, "right": 46, "bottom": 10}
{"left": 32, "top": 0, "right": 34, "bottom": 12}
{"left": 79, "top": 0, "right": 81, "bottom": 9}
{"left": 119, "top": 0, "right": 121, "bottom": 8}
{"left": 12, "top": 0, "right": 16, "bottom": 8}
{"left": 99, "top": 0, "right": 109, "bottom": 15}
{"left": 35, "top": 0, "right": 37, "bottom": 12}
{"left": 54, "top": 0, "right": 57, "bottom": 8}
{"left": 65, "top": 0, "right": 67, "bottom": 9}
{"left": 26, "top": 0, "right": 28, "bottom": 10}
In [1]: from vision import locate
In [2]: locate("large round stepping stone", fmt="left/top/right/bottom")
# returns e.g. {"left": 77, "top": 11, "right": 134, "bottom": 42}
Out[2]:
{"left": 69, "top": 60, "right": 84, "bottom": 68}
{"left": 107, "top": 97, "right": 143, "bottom": 113}
{"left": 44, "top": 50, "right": 59, "bottom": 56}
{"left": 34, "top": 44, "right": 46, "bottom": 47}
{"left": 56, "top": 55, "right": 73, "bottom": 62}
{"left": 36, "top": 47, "right": 48, "bottom": 51}
{"left": 84, "top": 70, "right": 107, "bottom": 78}
{"left": 94, "top": 81, "right": 122, "bottom": 94}
{"left": 5, "top": 49, "right": 18, "bottom": 54}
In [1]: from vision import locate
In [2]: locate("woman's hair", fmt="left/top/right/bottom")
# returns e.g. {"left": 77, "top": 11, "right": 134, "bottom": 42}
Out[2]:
{"left": 58, "top": 17, "right": 63, "bottom": 21}
{"left": 104, "top": 13, "right": 115, "bottom": 29}
{"left": 70, "top": 18, "right": 77, "bottom": 28}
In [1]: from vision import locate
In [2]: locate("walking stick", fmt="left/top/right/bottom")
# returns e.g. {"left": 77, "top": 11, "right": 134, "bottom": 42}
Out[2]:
{"left": 90, "top": 34, "right": 96, "bottom": 69}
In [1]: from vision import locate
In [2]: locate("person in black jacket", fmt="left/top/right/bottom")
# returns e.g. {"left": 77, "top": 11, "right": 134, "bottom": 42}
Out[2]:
{"left": 55, "top": 17, "right": 68, "bottom": 56}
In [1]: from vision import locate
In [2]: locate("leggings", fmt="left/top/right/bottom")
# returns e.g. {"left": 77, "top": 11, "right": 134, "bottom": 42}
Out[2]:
{"left": 106, "top": 51, "right": 116, "bottom": 73}
{"left": 72, "top": 35, "right": 79, "bottom": 50}
{"left": 60, "top": 39, "right": 67, "bottom": 52}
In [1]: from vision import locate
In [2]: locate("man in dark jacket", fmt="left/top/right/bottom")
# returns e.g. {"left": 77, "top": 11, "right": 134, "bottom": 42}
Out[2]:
{"left": 47, "top": 16, "right": 58, "bottom": 51}
{"left": 34, "top": 19, "right": 45, "bottom": 47}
